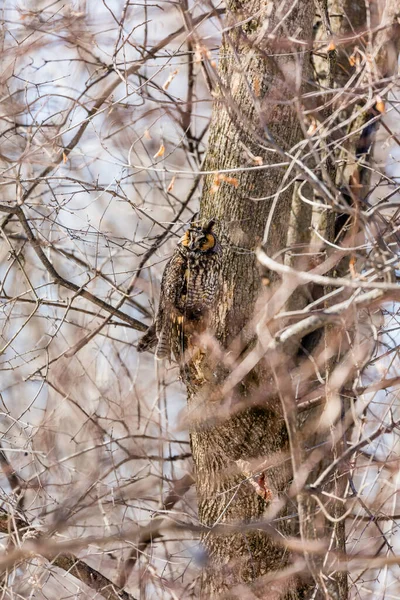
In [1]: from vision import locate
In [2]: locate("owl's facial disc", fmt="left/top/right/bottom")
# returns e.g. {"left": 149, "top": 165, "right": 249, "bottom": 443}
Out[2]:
{"left": 180, "top": 229, "right": 216, "bottom": 252}
{"left": 180, "top": 231, "right": 191, "bottom": 247}
{"left": 199, "top": 233, "right": 216, "bottom": 251}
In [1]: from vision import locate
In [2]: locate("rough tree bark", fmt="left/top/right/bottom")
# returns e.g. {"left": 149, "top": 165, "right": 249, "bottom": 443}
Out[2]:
{"left": 188, "top": 0, "right": 316, "bottom": 597}
{"left": 185, "top": 0, "right": 400, "bottom": 597}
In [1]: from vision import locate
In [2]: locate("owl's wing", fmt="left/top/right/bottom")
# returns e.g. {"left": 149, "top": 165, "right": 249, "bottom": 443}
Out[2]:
{"left": 137, "top": 251, "right": 187, "bottom": 360}
{"left": 152, "top": 251, "right": 186, "bottom": 360}
{"left": 161, "top": 251, "right": 187, "bottom": 310}
{"left": 137, "top": 323, "right": 158, "bottom": 353}
{"left": 155, "top": 322, "right": 172, "bottom": 359}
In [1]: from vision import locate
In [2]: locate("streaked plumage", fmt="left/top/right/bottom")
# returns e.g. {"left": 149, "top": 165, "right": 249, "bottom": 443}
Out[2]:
{"left": 137, "top": 219, "right": 222, "bottom": 361}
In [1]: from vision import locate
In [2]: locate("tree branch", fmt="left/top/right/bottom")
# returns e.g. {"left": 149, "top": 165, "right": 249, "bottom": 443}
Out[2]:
{"left": 0, "top": 205, "right": 147, "bottom": 331}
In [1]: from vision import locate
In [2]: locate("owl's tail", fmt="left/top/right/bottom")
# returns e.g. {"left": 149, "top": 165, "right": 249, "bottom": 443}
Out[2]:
{"left": 155, "top": 325, "right": 171, "bottom": 360}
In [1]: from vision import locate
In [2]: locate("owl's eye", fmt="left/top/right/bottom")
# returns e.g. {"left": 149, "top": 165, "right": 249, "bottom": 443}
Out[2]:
{"left": 200, "top": 233, "right": 216, "bottom": 251}
{"left": 180, "top": 231, "right": 190, "bottom": 247}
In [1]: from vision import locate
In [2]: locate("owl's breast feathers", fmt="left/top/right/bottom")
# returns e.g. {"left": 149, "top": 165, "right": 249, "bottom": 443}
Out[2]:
{"left": 137, "top": 219, "right": 221, "bottom": 359}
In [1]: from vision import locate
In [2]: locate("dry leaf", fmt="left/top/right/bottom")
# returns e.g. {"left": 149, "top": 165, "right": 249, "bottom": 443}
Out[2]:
{"left": 153, "top": 144, "right": 165, "bottom": 159}
{"left": 162, "top": 69, "right": 178, "bottom": 91}
{"left": 194, "top": 45, "right": 212, "bottom": 63}
{"left": 307, "top": 119, "right": 318, "bottom": 136}
{"left": 62, "top": 151, "right": 68, "bottom": 163}
{"left": 254, "top": 77, "right": 261, "bottom": 97}
{"left": 144, "top": 129, "right": 152, "bottom": 140}
{"left": 350, "top": 174, "right": 361, "bottom": 189}
{"left": 211, "top": 175, "right": 220, "bottom": 194}
{"left": 167, "top": 176, "right": 176, "bottom": 192}
{"left": 254, "top": 156, "right": 263, "bottom": 166}
{"left": 349, "top": 53, "right": 358, "bottom": 67}
{"left": 327, "top": 41, "right": 336, "bottom": 52}
{"left": 376, "top": 96, "right": 385, "bottom": 114}
{"left": 218, "top": 174, "right": 239, "bottom": 187}
{"left": 349, "top": 256, "right": 357, "bottom": 279}
{"left": 236, "top": 460, "right": 273, "bottom": 503}
{"left": 223, "top": 175, "right": 239, "bottom": 187}
{"left": 211, "top": 173, "right": 239, "bottom": 190}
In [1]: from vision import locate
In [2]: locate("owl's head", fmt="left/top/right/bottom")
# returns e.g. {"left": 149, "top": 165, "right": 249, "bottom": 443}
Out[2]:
{"left": 179, "top": 219, "right": 220, "bottom": 254}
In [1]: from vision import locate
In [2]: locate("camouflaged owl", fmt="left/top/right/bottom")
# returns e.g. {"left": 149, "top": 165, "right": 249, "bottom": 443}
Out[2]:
{"left": 137, "top": 219, "right": 222, "bottom": 361}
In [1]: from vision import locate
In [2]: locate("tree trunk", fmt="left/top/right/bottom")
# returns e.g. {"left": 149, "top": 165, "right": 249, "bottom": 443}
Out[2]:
{"left": 188, "top": 1, "right": 315, "bottom": 597}
{"left": 187, "top": 0, "right": 400, "bottom": 597}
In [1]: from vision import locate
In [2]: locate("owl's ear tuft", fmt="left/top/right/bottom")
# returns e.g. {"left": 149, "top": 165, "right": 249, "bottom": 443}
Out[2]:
{"left": 204, "top": 218, "right": 217, "bottom": 233}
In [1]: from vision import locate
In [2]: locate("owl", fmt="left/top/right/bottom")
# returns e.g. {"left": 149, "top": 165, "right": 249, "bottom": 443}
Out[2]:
{"left": 137, "top": 219, "right": 222, "bottom": 361}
